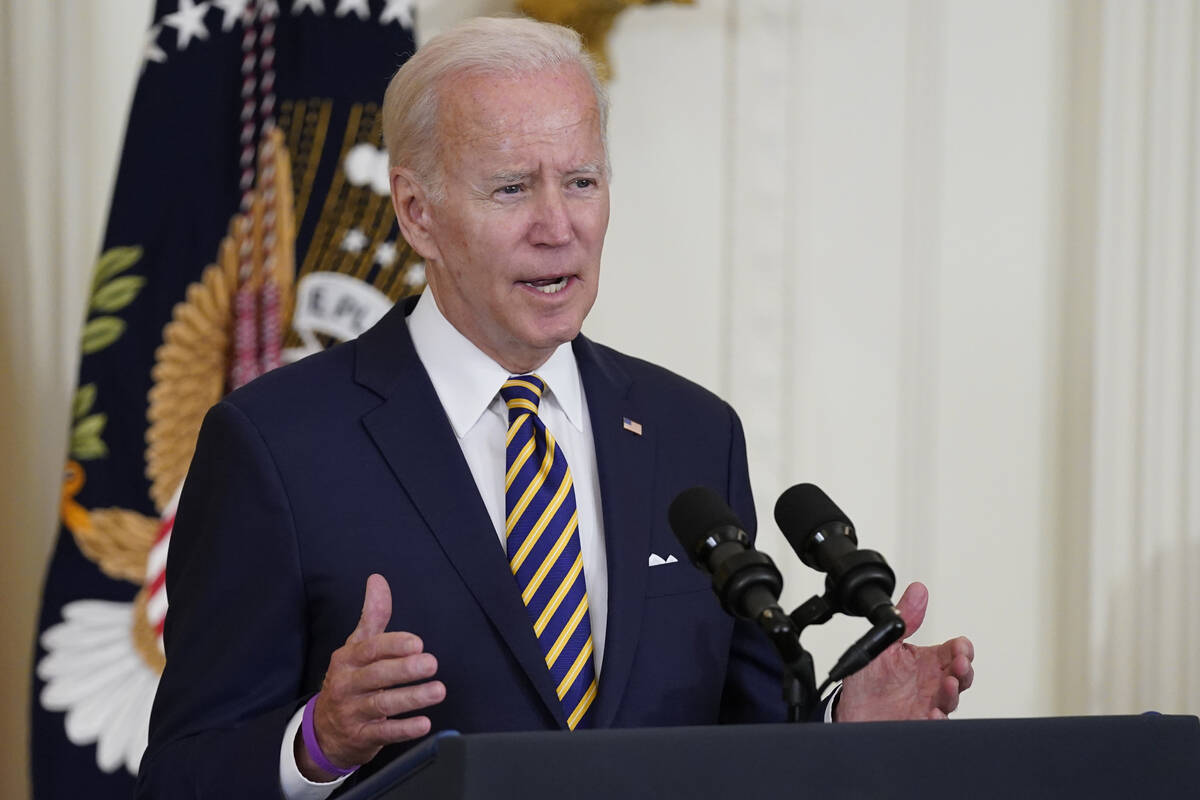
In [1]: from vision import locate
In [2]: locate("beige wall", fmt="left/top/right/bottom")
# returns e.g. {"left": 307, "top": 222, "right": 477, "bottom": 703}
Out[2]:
{"left": 4, "top": 1, "right": 1199, "bottom": 798}
{"left": 589, "top": 0, "right": 1068, "bottom": 717}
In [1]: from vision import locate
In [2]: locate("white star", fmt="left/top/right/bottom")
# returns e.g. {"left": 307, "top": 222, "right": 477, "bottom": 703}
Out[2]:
{"left": 379, "top": 0, "right": 415, "bottom": 28}
{"left": 213, "top": 0, "right": 249, "bottom": 31}
{"left": 291, "top": 0, "right": 324, "bottom": 14}
{"left": 163, "top": 0, "right": 211, "bottom": 50}
{"left": 404, "top": 261, "right": 426, "bottom": 287}
{"left": 341, "top": 229, "right": 369, "bottom": 253}
{"left": 144, "top": 25, "right": 167, "bottom": 64}
{"left": 335, "top": 0, "right": 370, "bottom": 21}
{"left": 374, "top": 241, "right": 398, "bottom": 268}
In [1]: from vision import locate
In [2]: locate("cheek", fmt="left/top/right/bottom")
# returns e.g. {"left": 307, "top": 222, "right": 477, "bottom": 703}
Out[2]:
{"left": 465, "top": 218, "right": 526, "bottom": 260}
{"left": 580, "top": 204, "right": 610, "bottom": 243}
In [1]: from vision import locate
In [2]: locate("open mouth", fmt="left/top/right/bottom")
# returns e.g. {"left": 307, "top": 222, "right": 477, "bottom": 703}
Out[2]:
{"left": 520, "top": 276, "right": 570, "bottom": 295}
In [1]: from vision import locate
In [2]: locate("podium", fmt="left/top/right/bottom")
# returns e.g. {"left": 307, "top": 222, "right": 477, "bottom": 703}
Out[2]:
{"left": 340, "top": 714, "right": 1200, "bottom": 799}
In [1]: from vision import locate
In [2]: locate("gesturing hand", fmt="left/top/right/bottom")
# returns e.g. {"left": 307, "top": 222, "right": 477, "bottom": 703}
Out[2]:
{"left": 835, "top": 582, "right": 974, "bottom": 722}
{"left": 296, "top": 573, "right": 447, "bottom": 781}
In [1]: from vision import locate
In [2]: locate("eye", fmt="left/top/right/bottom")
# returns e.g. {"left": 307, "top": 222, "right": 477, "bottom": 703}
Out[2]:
{"left": 571, "top": 178, "right": 595, "bottom": 189}
{"left": 498, "top": 184, "right": 523, "bottom": 195}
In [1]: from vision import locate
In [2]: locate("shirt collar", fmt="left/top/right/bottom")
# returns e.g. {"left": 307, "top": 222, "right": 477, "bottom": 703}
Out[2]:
{"left": 406, "top": 287, "right": 585, "bottom": 438}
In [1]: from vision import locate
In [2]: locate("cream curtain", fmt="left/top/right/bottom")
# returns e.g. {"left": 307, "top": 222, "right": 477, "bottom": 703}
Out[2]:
{"left": 1083, "top": 0, "right": 1200, "bottom": 715}
{"left": 1, "top": 2, "right": 152, "bottom": 798}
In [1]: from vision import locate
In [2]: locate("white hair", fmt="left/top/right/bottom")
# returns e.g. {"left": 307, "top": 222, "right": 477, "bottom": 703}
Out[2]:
{"left": 382, "top": 16, "right": 610, "bottom": 202}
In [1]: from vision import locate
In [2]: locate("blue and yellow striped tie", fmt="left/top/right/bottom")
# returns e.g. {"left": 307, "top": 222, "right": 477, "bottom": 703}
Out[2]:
{"left": 500, "top": 374, "right": 597, "bottom": 730}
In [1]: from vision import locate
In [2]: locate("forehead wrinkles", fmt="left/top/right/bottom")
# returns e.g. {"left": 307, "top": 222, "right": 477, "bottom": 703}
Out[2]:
{"left": 478, "top": 115, "right": 600, "bottom": 160}
{"left": 434, "top": 68, "right": 602, "bottom": 165}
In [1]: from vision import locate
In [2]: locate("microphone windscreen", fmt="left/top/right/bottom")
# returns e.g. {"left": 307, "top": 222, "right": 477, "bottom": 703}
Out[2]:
{"left": 668, "top": 486, "right": 744, "bottom": 556}
{"left": 773, "top": 483, "right": 853, "bottom": 548}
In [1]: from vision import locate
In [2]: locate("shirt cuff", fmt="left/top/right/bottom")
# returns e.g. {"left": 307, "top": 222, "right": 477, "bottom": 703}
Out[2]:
{"left": 280, "top": 702, "right": 350, "bottom": 800}
{"left": 823, "top": 683, "right": 843, "bottom": 723}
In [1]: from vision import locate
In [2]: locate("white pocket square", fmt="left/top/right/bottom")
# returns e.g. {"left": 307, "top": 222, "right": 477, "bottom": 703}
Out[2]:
{"left": 648, "top": 553, "right": 679, "bottom": 567}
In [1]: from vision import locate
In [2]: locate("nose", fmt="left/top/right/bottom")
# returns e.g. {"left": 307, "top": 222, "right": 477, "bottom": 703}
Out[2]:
{"left": 529, "top": 186, "right": 573, "bottom": 247}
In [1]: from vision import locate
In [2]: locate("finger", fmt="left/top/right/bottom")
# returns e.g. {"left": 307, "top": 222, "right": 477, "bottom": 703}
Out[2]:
{"left": 344, "top": 714, "right": 435, "bottom": 758}
{"left": 954, "top": 655, "right": 975, "bottom": 692}
{"left": 347, "top": 574, "right": 393, "bottom": 645}
{"left": 895, "top": 582, "right": 929, "bottom": 641}
{"left": 928, "top": 708, "right": 947, "bottom": 720}
{"left": 958, "top": 636, "right": 975, "bottom": 663}
{"left": 312, "top": 678, "right": 445, "bottom": 765}
{"left": 346, "top": 631, "right": 426, "bottom": 669}
{"left": 936, "top": 636, "right": 974, "bottom": 671}
{"left": 346, "top": 651, "right": 439, "bottom": 695}
{"left": 324, "top": 638, "right": 430, "bottom": 706}
{"left": 361, "top": 679, "right": 447, "bottom": 720}
{"left": 936, "top": 675, "right": 960, "bottom": 714}
{"left": 942, "top": 635, "right": 974, "bottom": 664}
{"left": 371, "top": 714, "right": 434, "bottom": 745}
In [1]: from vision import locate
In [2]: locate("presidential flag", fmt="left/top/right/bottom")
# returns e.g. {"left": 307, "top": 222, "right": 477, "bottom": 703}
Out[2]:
{"left": 31, "top": 2, "right": 422, "bottom": 795}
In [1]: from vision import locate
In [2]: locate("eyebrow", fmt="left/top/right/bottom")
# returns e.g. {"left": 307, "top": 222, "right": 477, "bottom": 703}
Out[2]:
{"left": 487, "top": 163, "right": 604, "bottom": 185}
{"left": 489, "top": 170, "right": 535, "bottom": 185}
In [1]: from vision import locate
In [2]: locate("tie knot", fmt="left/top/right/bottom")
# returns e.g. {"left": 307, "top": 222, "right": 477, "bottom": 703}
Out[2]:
{"left": 500, "top": 374, "right": 546, "bottom": 415}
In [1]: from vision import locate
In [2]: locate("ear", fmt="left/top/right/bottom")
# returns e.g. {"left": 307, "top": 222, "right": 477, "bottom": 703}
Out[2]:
{"left": 390, "top": 167, "right": 441, "bottom": 263}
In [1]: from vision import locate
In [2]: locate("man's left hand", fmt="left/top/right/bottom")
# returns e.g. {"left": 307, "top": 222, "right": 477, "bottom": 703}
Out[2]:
{"left": 834, "top": 582, "right": 975, "bottom": 722}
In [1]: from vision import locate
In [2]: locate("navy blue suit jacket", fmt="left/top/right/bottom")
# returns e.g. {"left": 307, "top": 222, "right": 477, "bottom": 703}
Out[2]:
{"left": 136, "top": 298, "right": 784, "bottom": 797}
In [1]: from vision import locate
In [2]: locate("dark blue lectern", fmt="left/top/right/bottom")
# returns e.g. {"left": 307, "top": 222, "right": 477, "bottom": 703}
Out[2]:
{"left": 339, "top": 714, "right": 1200, "bottom": 799}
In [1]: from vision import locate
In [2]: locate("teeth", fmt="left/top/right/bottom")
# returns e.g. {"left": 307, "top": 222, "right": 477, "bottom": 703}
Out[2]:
{"left": 524, "top": 277, "right": 568, "bottom": 294}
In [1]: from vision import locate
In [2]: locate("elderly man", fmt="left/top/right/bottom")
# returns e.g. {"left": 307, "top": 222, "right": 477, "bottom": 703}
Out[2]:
{"left": 136, "top": 16, "right": 973, "bottom": 799}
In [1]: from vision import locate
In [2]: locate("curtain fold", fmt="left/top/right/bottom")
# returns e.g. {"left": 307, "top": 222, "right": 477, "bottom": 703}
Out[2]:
{"left": 1087, "top": 0, "right": 1200, "bottom": 715}
{"left": 0, "top": 3, "right": 152, "bottom": 798}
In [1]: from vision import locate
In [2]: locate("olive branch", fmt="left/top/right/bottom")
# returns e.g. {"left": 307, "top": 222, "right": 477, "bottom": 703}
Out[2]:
{"left": 70, "top": 246, "right": 146, "bottom": 460}
{"left": 81, "top": 246, "right": 145, "bottom": 355}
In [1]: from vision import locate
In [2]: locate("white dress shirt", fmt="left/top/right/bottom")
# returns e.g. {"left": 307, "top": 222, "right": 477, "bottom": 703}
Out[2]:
{"left": 281, "top": 289, "right": 609, "bottom": 797}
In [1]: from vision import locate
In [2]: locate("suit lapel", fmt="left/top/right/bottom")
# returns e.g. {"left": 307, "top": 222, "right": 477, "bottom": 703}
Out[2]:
{"left": 355, "top": 299, "right": 566, "bottom": 727}
{"left": 574, "top": 336, "right": 655, "bottom": 728}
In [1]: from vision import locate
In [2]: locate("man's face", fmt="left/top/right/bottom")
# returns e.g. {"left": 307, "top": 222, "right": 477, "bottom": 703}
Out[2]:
{"left": 416, "top": 65, "right": 610, "bottom": 373}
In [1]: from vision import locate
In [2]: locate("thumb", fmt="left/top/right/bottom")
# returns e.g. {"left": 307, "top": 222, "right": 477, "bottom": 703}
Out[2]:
{"left": 349, "top": 573, "right": 392, "bottom": 643}
{"left": 895, "top": 581, "right": 928, "bottom": 641}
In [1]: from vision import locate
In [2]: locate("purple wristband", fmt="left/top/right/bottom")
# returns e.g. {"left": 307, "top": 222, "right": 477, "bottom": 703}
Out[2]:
{"left": 302, "top": 693, "right": 359, "bottom": 778}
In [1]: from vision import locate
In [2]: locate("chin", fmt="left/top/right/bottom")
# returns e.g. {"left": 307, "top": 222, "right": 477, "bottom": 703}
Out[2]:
{"left": 533, "top": 328, "right": 580, "bottom": 351}
{"left": 533, "top": 306, "right": 588, "bottom": 338}
{"left": 522, "top": 321, "right": 583, "bottom": 353}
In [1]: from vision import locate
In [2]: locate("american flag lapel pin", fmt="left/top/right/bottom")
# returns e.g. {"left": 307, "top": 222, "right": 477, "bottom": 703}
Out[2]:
{"left": 622, "top": 417, "right": 643, "bottom": 436}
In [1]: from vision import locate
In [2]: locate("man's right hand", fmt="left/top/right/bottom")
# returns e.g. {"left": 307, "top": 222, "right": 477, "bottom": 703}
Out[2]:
{"left": 296, "top": 573, "right": 447, "bottom": 782}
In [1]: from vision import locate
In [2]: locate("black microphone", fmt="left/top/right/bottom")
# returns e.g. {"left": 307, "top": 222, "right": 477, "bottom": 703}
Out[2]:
{"left": 670, "top": 486, "right": 817, "bottom": 719}
{"left": 667, "top": 487, "right": 785, "bottom": 627}
{"left": 774, "top": 483, "right": 905, "bottom": 681}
